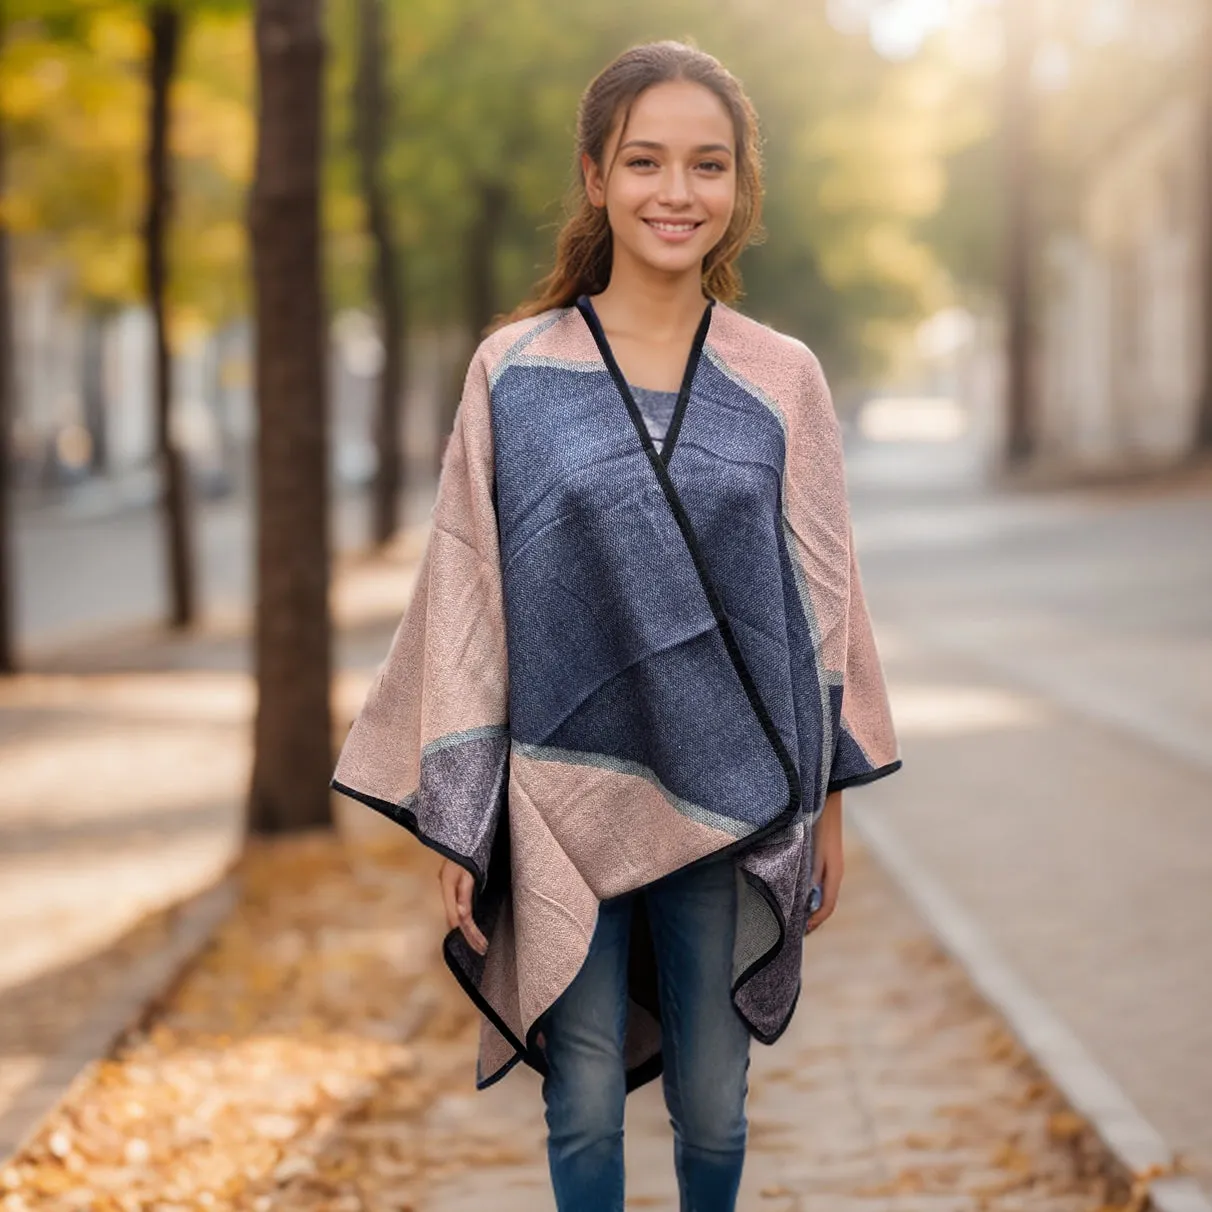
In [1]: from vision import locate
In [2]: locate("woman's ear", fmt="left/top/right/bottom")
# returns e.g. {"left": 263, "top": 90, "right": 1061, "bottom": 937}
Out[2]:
{"left": 582, "top": 151, "right": 606, "bottom": 208}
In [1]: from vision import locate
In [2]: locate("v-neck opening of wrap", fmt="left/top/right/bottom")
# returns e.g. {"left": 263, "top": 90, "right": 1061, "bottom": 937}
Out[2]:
{"left": 571, "top": 291, "right": 802, "bottom": 841}
{"left": 574, "top": 293, "right": 715, "bottom": 469}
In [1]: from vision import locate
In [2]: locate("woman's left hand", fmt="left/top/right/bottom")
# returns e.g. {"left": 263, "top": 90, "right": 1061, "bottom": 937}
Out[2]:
{"left": 805, "top": 789, "right": 844, "bottom": 934}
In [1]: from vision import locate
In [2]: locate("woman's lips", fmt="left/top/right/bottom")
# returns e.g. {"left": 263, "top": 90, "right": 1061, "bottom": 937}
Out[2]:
{"left": 643, "top": 218, "right": 704, "bottom": 243}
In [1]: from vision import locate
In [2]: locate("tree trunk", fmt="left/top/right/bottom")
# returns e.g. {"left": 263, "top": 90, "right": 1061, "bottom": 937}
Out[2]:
{"left": 82, "top": 308, "right": 110, "bottom": 475}
{"left": 1002, "top": 0, "right": 1036, "bottom": 468}
{"left": 247, "top": 0, "right": 333, "bottom": 834}
{"left": 353, "top": 0, "right": 406, "bottom": 547}
{"left": 466, "top": 181, "right": 507, "bottom": 354}
{"left": 145, "top": 3, "right": 196, "bottom": 628}
{"left": 0, "top": 8, "right": 15, "bottom": 677}
{"left": 435, "top": 180, "right": 507, "bottom": 470}
{"left": 1195, "top": 5, "right": 1212, "bottom": 451}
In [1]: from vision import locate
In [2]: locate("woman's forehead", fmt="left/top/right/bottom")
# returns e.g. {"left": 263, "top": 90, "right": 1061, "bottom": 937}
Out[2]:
{"left": 612, "top": 81, "right": 735, "bottom": 151}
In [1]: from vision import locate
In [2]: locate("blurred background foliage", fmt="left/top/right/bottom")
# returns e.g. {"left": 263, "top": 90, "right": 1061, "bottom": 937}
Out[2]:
{"left": 3, "top": 0, "right": 1207, "bottom": 386}
{"left": 2, "top": 0, "right": 1006, "bottom": 385}
{"left": 4, "top": 1, "right": 252, "bottom": 334}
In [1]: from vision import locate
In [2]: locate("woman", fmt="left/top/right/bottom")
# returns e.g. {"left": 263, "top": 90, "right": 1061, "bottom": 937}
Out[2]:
{"left": 332, "top": 39, "right": 900, "bottom": 1212}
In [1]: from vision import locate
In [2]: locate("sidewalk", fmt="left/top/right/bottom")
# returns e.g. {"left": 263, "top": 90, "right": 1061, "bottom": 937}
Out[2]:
{"left": 3, "top": 828, "right": 1125, "bottom": 1212}
{"left": 0, "top": 527, "right": 428, "bottom": 1165}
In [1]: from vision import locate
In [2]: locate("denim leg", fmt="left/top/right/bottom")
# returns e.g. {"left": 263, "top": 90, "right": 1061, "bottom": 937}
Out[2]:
{"left": 539, "top": 893, "right": 633, "bottom": 1212}
{"left": 646, "top": 857, "right": 751, "bottom": 1212}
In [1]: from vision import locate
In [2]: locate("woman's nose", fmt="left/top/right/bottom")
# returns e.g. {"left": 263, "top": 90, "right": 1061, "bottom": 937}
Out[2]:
{"left": 657, "top": 165, "right": 693, "bottom": 205}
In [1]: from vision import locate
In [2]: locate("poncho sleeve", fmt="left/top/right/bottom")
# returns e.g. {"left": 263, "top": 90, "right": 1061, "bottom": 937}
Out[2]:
{"left": 806, "top": 348, "right": 899, "bottom": 794}
{"left": 331, "top": 344, "right": 510, "bottom": 886}
{"left": 826, "top": 525, "right": 900, "bottom": 791}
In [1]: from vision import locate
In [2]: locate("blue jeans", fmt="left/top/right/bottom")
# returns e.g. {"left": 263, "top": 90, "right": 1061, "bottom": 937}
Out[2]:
{"left": 537, "top": 855, "right": 751, "bottom": 1212}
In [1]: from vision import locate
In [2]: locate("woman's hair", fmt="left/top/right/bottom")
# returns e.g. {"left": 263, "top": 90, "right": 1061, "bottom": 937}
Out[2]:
{"left": 498, "top": 40, "right": 765, "bottom": 327}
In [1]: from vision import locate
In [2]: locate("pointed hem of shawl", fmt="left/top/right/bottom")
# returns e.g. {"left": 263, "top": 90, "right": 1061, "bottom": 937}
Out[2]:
{"left": 827, "top": 758, "right": 903, "bottom": 793}
{"left": 503, "top": 798, "right": 807, "bottom": 1086}
{"left": 481, "top": 788, "right": 804, "bottom": 1090}
{"left": 336, "top": 772, "right": 806, "bottom": 1091}
{"left": 730, "top": 865, "right": 795, "bottom": 1046}
{"left": 330, "top": 776, "right": 545, "bottom": 1089}
{"left": 445, "top": 912, "right": 668, "bottom": 1092}
{"left": 330, "top": 778, "right": 488, "bottom": 887}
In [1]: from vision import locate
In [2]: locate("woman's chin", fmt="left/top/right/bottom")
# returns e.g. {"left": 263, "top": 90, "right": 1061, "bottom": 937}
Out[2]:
{"left": 628, "top": 245, "right": 708, "bottom": 278}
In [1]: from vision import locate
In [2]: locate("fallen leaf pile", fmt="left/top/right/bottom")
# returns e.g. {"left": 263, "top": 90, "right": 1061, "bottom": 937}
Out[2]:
{"left": 3, "top": 832, "right": 521, "bottom": 1211}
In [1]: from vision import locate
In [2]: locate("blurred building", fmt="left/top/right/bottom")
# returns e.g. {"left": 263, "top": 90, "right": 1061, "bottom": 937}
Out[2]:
{"left": 11, "top": 269, "right": 250, "bottom": 505}
{"left": 9, "top": 268, "right": 451, "bottom": 513}
{"left": 1039, "top": 85, "right": 1206, "bottom": 470}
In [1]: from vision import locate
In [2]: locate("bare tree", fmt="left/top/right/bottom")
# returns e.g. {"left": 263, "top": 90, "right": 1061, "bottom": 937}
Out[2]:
{"left": 436, "top": 180, "right": 507, "bottom": 469}
{"left": 353, "top": 0, "right": 407, "bottom": 546}
{"left": 145, "top": 2, "right": 197, "bottom": 627}
{"left": 1003, "top": 0, "right": 1037, "bottom": 467}
{"left": 247, "top": 0, "right": 333, "bottom": 833}
{"left": 1196, "top": 2, "right": 1212, "bottom": 451}
{"left": 0, "top": 3, "right": 14, "bottom": 674}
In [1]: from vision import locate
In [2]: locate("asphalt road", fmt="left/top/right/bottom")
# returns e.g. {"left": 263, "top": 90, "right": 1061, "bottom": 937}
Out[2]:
{"left": 12, "top": 482, "right": 433, "bottom": 649}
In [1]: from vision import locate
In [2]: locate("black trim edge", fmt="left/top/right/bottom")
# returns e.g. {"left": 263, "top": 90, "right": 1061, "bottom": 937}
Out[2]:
{"left": 731, "top": 868, "right": 788, "bottom": 1045}
{"left": 758, "top": 979, "right": 803, "bottom": 1047}
{"left": 728, "top": 866, "right": 810, "bottom": 1047}
{"left": 331, "top": 777, "right": 541, "bottom": 1088}
{"left": 474, "top": 1050, "right": 526, "bottom": 1091}
{"left": 442, "top": 930, "right": 536, "bottom": 1075}
{"left": 330, "top": 778, "right": 486, "bottom": 889}
{"left": 334, "top": 776, "right": 665, "bottom": 1091}
{"left": 827, "top": 758, "right": 903, "bottom": 793}
{"left": 658, "top": 302, "right": 713, "bottom": 467}
{"left": 574, "top": 293, "right": 712, "bottom": 470}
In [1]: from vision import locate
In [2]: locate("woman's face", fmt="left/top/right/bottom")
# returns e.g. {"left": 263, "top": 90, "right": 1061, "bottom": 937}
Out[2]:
{"left": 583, "top": 80, "right": 737, "bottom": 285}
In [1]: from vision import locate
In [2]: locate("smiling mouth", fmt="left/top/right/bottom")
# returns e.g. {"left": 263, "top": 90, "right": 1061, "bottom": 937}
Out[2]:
{"left": 643, "top": 219, "right": 704, "bottom": 233}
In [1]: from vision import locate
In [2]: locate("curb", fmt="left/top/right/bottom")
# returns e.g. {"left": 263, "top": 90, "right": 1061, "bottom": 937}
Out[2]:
{"left": 993, "top": 452, "right": 1212, "bottom": 497}
{"left": 849, "top": 803, "right": 1211, "bottom": 1212}
{"left": 0, "top": 874, "right": 239, "bottom": 1167}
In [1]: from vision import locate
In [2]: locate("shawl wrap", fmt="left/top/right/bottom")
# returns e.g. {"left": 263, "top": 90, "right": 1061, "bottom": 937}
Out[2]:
{"left": 333, "top": 299, "right": 900, "bottom": 1090}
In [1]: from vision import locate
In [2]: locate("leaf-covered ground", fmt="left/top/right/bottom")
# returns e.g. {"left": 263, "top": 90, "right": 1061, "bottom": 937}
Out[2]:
{"left": 2, "top": 835, "right": 505, "bottom": 1211}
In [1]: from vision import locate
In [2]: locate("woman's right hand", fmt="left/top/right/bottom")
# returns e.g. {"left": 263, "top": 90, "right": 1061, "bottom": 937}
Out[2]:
{"left": 438, "top": 859, "right": 488, "bottom": 955}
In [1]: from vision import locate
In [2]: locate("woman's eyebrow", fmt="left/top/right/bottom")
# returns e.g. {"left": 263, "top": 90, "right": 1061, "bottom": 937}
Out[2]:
{"left": 619, "top": 139, "right": 734, "bottom": 155}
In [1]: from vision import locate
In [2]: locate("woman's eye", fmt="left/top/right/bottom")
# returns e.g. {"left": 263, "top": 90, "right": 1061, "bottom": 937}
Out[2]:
{"left": 698, "top": 160, "right": 727, "bottom": 173}
{"left": 627, "top": 157, "right": 658, "bottom": 169}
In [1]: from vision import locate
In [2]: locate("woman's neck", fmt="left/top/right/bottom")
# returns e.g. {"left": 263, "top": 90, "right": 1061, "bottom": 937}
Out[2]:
{"left": 588, "top": 262, "right": 708, "bottom": 342}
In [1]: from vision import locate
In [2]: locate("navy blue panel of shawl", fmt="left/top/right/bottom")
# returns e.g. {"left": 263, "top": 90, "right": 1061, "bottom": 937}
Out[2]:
{"left": 667, "top": 353, "right": 829, "bottom": 810}
{"left": 491, "top": 361, "right": 788, "bottom": 831}
{"left": 543, "top": 627, "right": 788, "bottom": 827}
{"left": 491, "top": 365, "right": 641, "bottom": 564}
